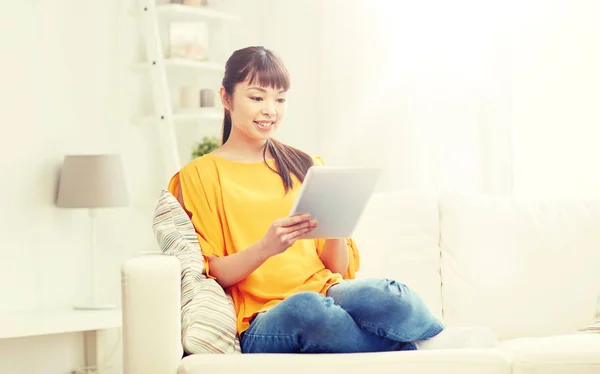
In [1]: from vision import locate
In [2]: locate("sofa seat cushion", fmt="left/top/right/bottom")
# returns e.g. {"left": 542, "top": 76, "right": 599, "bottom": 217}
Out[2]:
{"left": 178, "top": 350, "right": 511, "bottom": 374}
{"left": 498, "top": 333, "right": 600, "bottom": 374}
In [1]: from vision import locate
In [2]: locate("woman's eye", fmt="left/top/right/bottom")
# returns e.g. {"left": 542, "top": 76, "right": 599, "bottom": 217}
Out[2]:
{"left": 251, "top": 97, "right": 263, "bottom": 102}
{"left": 277, "top": 98, "right": 287, "bottom": 103}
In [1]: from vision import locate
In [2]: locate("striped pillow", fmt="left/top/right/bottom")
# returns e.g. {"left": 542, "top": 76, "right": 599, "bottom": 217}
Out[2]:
{"left": 152, "top": 190, "right": 241, "bottom": 354}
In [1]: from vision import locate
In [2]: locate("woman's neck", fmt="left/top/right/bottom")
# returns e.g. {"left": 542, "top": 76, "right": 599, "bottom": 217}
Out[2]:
{"left": 217, "top": 131, "right": 272, "bottom": 162}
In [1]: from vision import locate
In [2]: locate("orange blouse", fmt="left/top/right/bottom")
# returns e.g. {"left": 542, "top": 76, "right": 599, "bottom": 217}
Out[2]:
{"left": 168, "top": 153, "right": 360, "bottom": 334}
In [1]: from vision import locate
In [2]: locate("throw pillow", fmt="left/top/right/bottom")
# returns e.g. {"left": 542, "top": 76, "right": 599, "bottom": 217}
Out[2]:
{"left": 153, "top": 190, "right": 241, "bottom": 353}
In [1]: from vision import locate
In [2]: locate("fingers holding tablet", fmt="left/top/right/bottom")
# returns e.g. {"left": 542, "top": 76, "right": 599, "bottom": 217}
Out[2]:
{"left": 260, "top": 214, "right": 319, "bottom": 256}
{"left": 278, "top": 213, "right": 314, "bottom": 227}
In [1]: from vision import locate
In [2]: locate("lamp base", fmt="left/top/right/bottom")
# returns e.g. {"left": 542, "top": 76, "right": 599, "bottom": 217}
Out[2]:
{"left": 73, "top": 303, "right": 117, "bottom": 311}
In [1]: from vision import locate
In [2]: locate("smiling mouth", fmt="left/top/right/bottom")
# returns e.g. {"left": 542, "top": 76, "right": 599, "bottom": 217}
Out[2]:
{"left": 254, "top": 121, "right": 274, "bottom": 129}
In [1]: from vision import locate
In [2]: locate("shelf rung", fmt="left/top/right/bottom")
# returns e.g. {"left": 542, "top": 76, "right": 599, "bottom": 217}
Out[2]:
{"left": 156, "top": 4, "right": 241, "bottom": 22}
{"left": 131, "top": 58, "right": 225, "bottom": 72}
{"left": 134, "top": 109, "right": 224, "bottom": 124}
{"left": 129, "top": 4, "right": 240, "bottom": 22}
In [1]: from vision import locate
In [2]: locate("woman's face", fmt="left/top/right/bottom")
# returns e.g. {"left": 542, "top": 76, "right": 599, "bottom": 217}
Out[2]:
{"left": 222, "top": 79, "right": 288, "bottom": 141}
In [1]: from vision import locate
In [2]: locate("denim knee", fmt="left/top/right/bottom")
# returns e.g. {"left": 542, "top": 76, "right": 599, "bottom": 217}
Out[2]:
{"left": 326, "top": 278, "right": 443, "bottom": 342}
{"left": 275, "top": 292, "right": 335, "bottom": 330}
{"left": 328, "top": 279, "right": 421, "bottom": 319}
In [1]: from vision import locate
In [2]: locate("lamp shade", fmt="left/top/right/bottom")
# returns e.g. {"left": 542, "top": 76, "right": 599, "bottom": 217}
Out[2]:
{"left": 56, "top": 154, "right": 130, "bottom": 208}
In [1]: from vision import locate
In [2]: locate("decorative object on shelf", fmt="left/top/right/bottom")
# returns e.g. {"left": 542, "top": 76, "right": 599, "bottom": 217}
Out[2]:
{"left": 183, "top": 0, "right": 209, "bottom": 6}
{"left": 200, "top": 89, "right": 214, "bottom": 107}
{"left": 191, "top": 136, "right": 220, "bottom": 159}
{"left": 180, "top": 87, "right": 216, "bottom": 110}
{"left": 169, "top": 21, "right": 209, "bottom": 61}
{"left": 56, "top": 154, "right": 130, "bottom": 311}
{"left": 180, "top": 86, "right": 201, "bottom": 109}
{"left": 169, "top": 0, "right": 184, "bottom": 4}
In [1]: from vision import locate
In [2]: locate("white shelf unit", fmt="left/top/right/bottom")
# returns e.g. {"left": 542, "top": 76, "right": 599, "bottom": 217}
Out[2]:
{"left": 131, "top": 1, "right": 238, "bottom": 180}
{"left": 130, "top": 3, "right": 241, "bottom": 22}
{"left": 155, "top": 3, "right": 241, "bottom": 22}
{"left": 134, "top": 107, "right": 224, "bottom": 124}
{"left": 132, "top": 57, "right": 225, "bottom": 72}
{"left": 0, "top": 308, "right": 121, "bottom": 340}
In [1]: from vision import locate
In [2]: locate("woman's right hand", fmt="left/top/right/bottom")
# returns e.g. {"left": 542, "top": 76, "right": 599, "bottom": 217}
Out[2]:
{"left": 259, "top": 214, "right": 318, "bottom": 256}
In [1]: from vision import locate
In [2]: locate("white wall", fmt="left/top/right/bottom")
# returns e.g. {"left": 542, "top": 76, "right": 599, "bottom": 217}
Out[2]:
{"left": 0, "top": 1, "right": 160, "bottom": 373}
{"left": 316, "top": 0, "right": 515, "bottom": 193}
{"left": 316, "top": 0, "right": 600, "bottom": 198}
{"left": 509, "top": 1, "right": 600, "bottom": 199}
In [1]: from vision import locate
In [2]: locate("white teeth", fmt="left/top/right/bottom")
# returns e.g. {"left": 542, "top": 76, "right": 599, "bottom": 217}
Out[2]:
{"left": 256, "top": 121, "right": 272, "bottom": 128}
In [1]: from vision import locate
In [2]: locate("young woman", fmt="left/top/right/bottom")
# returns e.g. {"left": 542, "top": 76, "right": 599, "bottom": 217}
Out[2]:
{"left": 168, "top": 46, "right": 445, "bottom": 353}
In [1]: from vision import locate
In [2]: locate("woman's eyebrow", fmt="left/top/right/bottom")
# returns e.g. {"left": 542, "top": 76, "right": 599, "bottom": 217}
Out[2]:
{"left": 247, "top": 87, "right": 267, "bottom": 92}
{"left": 247, "top": 87, "right": 288, "bottom": 94}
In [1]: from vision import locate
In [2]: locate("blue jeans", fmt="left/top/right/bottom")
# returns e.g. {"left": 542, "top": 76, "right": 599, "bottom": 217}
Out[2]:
{"left": 240, "top": 278, "right": 444, "bottom": 353}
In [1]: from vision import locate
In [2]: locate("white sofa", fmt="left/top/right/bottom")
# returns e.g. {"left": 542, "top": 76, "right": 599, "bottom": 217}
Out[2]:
{"left": 121, "top": 190, "right": 600, "bottom": 374}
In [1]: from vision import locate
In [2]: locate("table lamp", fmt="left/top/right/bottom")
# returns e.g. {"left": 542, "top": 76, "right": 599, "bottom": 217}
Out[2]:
{"left": 56, "top": 154, "right": 130, "bottom": 310}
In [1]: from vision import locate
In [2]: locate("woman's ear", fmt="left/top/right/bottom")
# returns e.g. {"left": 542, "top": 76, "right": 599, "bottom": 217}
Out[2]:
{"left": 220, "top": 86, "right": 232, "bottom": 111}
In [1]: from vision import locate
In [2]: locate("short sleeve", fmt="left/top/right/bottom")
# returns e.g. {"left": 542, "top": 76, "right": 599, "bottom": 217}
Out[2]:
{"left": 312, "top": 156, "right": 325, "bottom": 167}
{"left": 168, "top": 164, "right": 224, "bottom": 278}
{"left": 311, "top": 156, "right": 361, "bottom": 279}
{"left": 343, "top": 238, "right": 361, "bottom": 279}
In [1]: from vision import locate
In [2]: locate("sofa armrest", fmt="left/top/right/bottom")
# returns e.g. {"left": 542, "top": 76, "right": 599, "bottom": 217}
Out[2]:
{"left": 121, "top": 254, "right": 182, "bottom": 374}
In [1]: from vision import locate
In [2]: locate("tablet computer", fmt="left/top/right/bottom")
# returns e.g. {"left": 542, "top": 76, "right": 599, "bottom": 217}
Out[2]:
{"left": 289, "top": 166, "right": 382, "bottom": 239}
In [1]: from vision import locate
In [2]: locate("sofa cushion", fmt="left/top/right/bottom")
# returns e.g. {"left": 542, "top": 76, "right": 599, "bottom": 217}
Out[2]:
{"left": 179, "top": 349, "right": 511, "bottom": 374}
{"left": 153, "top": 190, "right": 241, "bottom": 354}
{"left": 498, "top": 333, "right": 600, "bottom": 374}
{"left": 352, "top": 190, "right": 443, "bottom": 322}
{"left": 439, "top": 193, "right": 600, "bottom": 339}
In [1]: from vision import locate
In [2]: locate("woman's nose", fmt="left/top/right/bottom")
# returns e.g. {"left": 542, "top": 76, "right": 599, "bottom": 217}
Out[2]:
{"left": 262, "top": 100, "right": 276, "bottom": 116}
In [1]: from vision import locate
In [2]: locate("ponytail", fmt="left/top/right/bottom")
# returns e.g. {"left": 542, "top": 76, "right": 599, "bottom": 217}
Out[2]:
{"left": 264, "top": 138, "right": 314, "bottom": 193}
{"left": 222, "top": 109, "right": 232, "bottom": 145}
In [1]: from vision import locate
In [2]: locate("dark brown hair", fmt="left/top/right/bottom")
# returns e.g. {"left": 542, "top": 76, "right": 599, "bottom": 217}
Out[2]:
{"left": 221, "top": 46, "right": 314, "bottom": 192}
